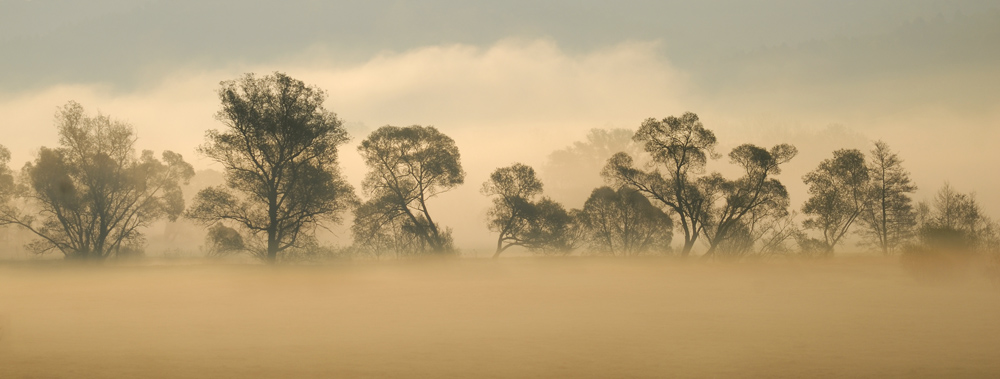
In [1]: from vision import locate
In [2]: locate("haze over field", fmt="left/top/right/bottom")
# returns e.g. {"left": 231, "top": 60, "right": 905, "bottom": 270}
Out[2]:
{"left": 1, "top": 0, "right": 999, "bottom": 254}
{"left": 2, "top": 2, "right": 1000, "bottom": 377}
{"left": 2, "top": 258, "right": 1000, "bottom": 378}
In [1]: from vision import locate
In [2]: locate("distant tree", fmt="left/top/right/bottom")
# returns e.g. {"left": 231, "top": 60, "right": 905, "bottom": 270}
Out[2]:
{"left": 204, "top": 223, "right": 245, "bottom": 257}
{"left": 603, "top": 112, "right": 718, "bottom": 257}
{"left": 576, "top": 186, "right": 673, "bottom": 256}
{"left": 0, "top": 102, "right": 194, "bottom": 260}
{"left": 542, "top": 128, "right": 640, "bottom": 203}
{"left": 925, "top": 183, "right": 996, "bottom": 247}
{"left": 187, "top": 72, "right": 356, "bottom": 263}
{"left": 355, "top": 125, "right": 464, "bottom": 254}
{"left": 903, "top": 183, "right": 999, "bottom": 270}
{"left": 858, "top": 141, "right": 917, "bottom": 255}
{"left": 700, "top": 144, "right": 797, "bottom": 258}
{"left": 800, "top": 149, "right": 870, "bottom": 255}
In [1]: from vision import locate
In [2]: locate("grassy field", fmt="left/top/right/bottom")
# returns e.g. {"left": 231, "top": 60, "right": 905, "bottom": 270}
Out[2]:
{"left": 1, "top": 257, "right": 998, "bottom": 378}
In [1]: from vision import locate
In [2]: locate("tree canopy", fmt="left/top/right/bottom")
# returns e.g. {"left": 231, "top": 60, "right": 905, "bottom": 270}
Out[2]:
{"left": 576, "top": 186, "right": 673, "bottom": 256}
{"left": 482, "top": 163, "right": 574, "bottom": 257}
{"left": 603, "top": 112, "right": 718, "bottom": 256}
{"left": 800, "top": 148, "right": 870, "bottom": 255}
{"left": 0, "top": 101, "right": 194, "bottom": 259}
{"left": 354, "top": 125, "right": 465, "bottom": 254}
{"left": 187, "top": 72, "right": 356, "bottom": 263}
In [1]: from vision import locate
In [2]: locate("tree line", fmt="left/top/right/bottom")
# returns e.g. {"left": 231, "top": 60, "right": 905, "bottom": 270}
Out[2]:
{"left": 0, "top": 72, "right": 996, "bottom": 263}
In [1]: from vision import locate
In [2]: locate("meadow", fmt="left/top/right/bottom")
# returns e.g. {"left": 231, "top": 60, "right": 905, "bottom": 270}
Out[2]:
{"left": 1, "top": 257, "right": 998, "bottom": 378}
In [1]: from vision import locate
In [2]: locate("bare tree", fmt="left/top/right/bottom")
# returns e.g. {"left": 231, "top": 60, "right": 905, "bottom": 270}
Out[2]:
{"left": 859, "top": 140, "right": 917, "bottom": 255}
{"left": 576, "top": 186, "right": 673, "bottom": 256}
{"left": 0, "top": 102, "right": 194, "bottom": 260}
{"left": 355, "top": 125, "right": 465, "bottom": 254}
{"left": 187, "top": 72, "right": 356, "bottom": 263}
{"left": 800, "top": 149, "right": 870, "bottom": 255}
{"left": 602, "top": 112, "right": 718, "bottom": 257}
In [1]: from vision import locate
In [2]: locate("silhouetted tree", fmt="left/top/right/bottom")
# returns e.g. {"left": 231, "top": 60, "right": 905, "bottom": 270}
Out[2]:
{"left": 859, "top": 140, "right": 917, "bottom": 255}
{"left": 0, "top": 102, "right": 194, "bottom": 259}
{"left": 355, "top": 125, "right": 464, "bottom": 254}
{"left": 187, "top": 72, "right": 356, "bottom": 263}
{"left": 700, "top": 144, "right": 797, "bottom": 258}
{"left": 603, "top": 112, "right": 718, "bottom": 257}
{"left": 576, "top": 186, "right": 673, "bottom": 256}
{"left": 482, "top": 163, "right": 573, "bottom": 257}
{"left": 800, "top": 149, "right": 869, "bottom": 255}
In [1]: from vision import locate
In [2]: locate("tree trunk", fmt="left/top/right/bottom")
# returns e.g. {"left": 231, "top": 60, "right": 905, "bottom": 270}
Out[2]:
{"left": 681, "top": 238, "right": 696, "bottom": 257}
{"left": 267, "top": 193, "right": 279, "bottom": 264}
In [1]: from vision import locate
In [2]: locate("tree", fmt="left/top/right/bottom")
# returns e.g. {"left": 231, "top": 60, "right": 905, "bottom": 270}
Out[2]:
{"left": 351, "top": 193, "right": 423, "bottom": 259}
{"left": 355, "top": 125, "right": 464, "bottom": 254}
{"left": 576, "top": 186, "right": 673, "bottom": 256}
{"left": 800, "top": 149, "right": 870, "bottom": 255}
{"left": 542, "top": 128, "right": 640, "bottom": 203}
{"left": 0, "top": 102, "right": 194, "bottom": 260}
{"left": 0, "top": 145, "right": 14, "bottom": 217}
{"left": 482, "top": 163, "right": 573, "bottom": 257}
{"left": 859, "top": 140, "right": 917, "bottom": 255}
{"left": 924, "top": 183, "right": 995, "bottom": 248}
{"left": 602, "top": 112, "right": 718, "bottom": 257}
{"left": 699, "top": 144, "right": 797, "bottom": 258}
{"left": 187, "top": 72, "right": 356, "bottom": 263}
{"left": 903, "top": 184, "right": 998, "bottom": 268}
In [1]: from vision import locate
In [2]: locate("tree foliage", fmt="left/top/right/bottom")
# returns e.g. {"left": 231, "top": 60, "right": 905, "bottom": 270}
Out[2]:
{"left": 354, "top": 125, "right": 464, "bottom": 255}
{"left": 0, "top": 102, "right": 194, "bottom": 259}
{"left": 576, "top": 186, "right": 673, "bottom": 256}
{"left": 187, "top": 72, "right": 356, "bottom": 263}
{"left": 800, "top": 149, "right": 870, "bottom": 254}
{"left": 700, "top": 144, "right": 797, "bottom": 258}
{"left": 482, "top": 163, "right": 573, "bottom": 257}
{"left": 858, "top": 140, "right": 917, "bottom": 255}
{"left": 603, "top": 112, "right": 717, "bottom": 256}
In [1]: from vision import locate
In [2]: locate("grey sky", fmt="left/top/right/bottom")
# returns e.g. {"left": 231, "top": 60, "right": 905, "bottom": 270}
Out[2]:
{"left": 2, "top": 0, "right": 997, "bottom": 92}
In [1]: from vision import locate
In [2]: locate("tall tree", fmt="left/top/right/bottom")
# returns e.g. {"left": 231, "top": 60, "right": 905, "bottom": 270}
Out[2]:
{"left": 576, "top": 186, "right": 673, "bottom": 256}
{"left": 602, "top": 112, "right": 718, "bottom": 256}
{"left": 858, "top": 140, "right": 917, "bottom": 255}
{"left": 700, "top": 144, "right": 797, "bottom": 258}
{"left": 800, "top": 149, "right": 870, "bottom": 254}
{"left": 355, "top": 125, "right": 464, "bottom": 254}
{"left": 0, "top": 102, "right": 194, "bottom": 259}
{"left": 187, "top": 72, "right": 356, "bottom": 263}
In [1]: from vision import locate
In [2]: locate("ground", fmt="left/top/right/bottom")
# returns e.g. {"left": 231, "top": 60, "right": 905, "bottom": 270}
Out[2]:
{"left": 1, "top": 257, "right": 998, "bottom": 378}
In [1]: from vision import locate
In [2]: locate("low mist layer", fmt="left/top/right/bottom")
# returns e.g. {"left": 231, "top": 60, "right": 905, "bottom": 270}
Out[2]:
{"left": 2, "top": 258, "right": 998, "bottom": 378}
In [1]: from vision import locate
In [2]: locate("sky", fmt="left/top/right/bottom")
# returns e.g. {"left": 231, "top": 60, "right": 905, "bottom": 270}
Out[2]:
{"left": 1, "top": 0, "right": 998, "bottom": 253}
